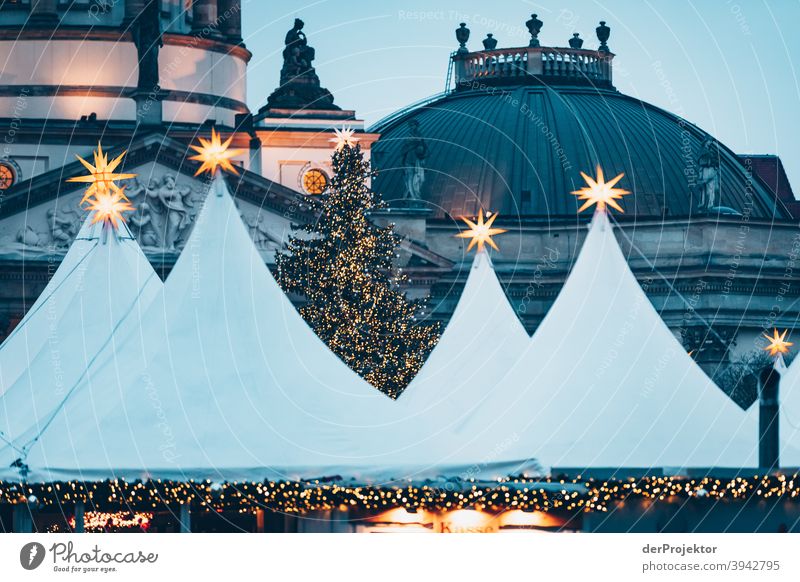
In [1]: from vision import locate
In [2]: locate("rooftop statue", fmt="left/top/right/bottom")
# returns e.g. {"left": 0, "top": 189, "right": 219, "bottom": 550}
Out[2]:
{"left": 697, "top": 139, "right": 721, "bottom": 212}
{"left": 265, "top": 19, "right": 339, "bottom": 111}
{"left": 401, "top": 120, "right": 428, "bottom": 201}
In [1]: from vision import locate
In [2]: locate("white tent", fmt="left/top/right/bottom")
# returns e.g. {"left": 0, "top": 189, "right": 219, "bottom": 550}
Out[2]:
{"left": 0, "top": 215, "right": 143, "bottom": 395}
{"left": 774, "top": 353, "right": 800, "bottom": 466}
{"left": 399, "top": 250, "right": 529, "bottom": 432}
{"left": 457, "top": 209, "right": 758, "bottom": 471}
{"left": 0, "top": 215, "right": 161, "bottom": 452}
{"left": 0, "top": 172, "right": 536, "bottom": 483}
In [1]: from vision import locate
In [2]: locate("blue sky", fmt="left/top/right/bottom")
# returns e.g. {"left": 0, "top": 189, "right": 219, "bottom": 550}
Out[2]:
{"left": 242, "top": 0, "right": 800, "bottom": 189}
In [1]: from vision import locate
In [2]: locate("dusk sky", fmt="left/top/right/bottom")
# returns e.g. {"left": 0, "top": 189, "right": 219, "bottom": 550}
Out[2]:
{"left": 243, "top": 0, "right": 800, "bottom": 190}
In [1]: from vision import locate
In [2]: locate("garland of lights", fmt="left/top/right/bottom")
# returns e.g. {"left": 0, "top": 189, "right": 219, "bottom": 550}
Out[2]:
{"left": 68, "top": 511, "right": 152, "bottom": 532}
{"left": 1, "top": 475, "right": 798, "bottom": 516}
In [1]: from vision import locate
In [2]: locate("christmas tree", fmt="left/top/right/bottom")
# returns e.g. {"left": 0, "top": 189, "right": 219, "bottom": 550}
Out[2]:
{"left": 276, "top": 130, "right": 440, "bottom": 398}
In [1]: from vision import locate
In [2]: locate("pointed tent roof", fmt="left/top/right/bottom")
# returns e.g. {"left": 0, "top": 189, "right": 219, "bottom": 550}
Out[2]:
{"left": 399, "top": 251, "right": 529, "bottom": 431}
{"left": 0, "top": 215, "right": 162, "bottom": 449}
{"left": 2, "top": 173, "right": 536, "bottom": 482}
{"left": 457, "top": 210, "right": 757, "bottom": 471}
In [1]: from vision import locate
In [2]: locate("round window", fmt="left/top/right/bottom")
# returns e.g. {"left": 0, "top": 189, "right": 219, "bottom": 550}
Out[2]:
{"left": 301, "top": 168, "right": 328, "bottom": 195}
{"left": 0, "top": 163, "right": 15, "bottom": 190}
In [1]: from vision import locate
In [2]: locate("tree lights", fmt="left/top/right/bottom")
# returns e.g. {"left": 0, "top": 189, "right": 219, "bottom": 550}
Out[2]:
{"left": 275, "top": 129, "right": 440, "bottom": 397}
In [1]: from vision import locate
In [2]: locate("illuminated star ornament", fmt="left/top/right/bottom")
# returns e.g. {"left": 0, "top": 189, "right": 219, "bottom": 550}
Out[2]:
{"left": 455, "top": 209, "right": 507, "bottom": 252}
{"left": 763, "top": 328, "right": 793, "bottom": 357}
{"left": 572, "top": 165, "right": 631, "bottom": 214}
{"left": 189, "top": 128, "right": 244, "bottom": 176}
{"left": 330, "top": 126, "right": 360, "bottom": 151}
{"left": 86, "top": 189, "right": 135, "bottom": 229}
{"left": 67, "top": 143, "right": 136, "bottom": 204}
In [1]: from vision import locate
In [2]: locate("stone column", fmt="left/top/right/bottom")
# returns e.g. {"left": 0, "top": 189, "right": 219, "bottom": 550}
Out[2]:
{"left": 29, "top": 0, "right": 58, "bottom": 25}
{"left": 217, "top": 0, "right": 242, "bottom": 43}
{"left": 124, "top": 0, "right": 148, "bottom": 22}
{"left": 178, "top": 504, "right": 191, "bottom": 533}
{"left": 192, "top": 0, "right": 219, "bottom": 35}
{"left": 13, "top": 504, "right": 33, "bottom": 533}
{"left": 249, "top": 136, "right": 262, "bottom": 176}
{"left": 73, "top": 502, "right": 85, "bottom": 533}
{"left": 759, "top": 365, "right": 780, "bottom": 470}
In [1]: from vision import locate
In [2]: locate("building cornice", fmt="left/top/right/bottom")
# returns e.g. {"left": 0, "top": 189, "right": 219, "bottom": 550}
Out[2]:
{"left": 0, "top": 28, "right": 252, "bottom": 62}
{"left": 255, "top": 130, "right": 380, "bottom": 149}
{"left": 0, "top": 85, "right": 248, "bottom": 113}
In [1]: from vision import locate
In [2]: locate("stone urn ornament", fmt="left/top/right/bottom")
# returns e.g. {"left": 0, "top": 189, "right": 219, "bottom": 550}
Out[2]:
{"left": 456, "top": 23, "right": 470, "bottom": 54}
{"left": 569, "top": 33, "right": 583, "bottom": 49}
{"left": 526, "top": 13, "right": 543, "bottom": 47}
{"left": 482, "top": 33, "right": 497, "bottom": 50}
{"left": 596, "top": 20, "right": 611, "bottom": 53}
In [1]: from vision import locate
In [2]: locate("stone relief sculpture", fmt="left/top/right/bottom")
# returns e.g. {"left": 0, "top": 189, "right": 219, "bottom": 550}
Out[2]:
{"left": 15, "top": 226, "right": 45, "bottom": 248}
{"left": 696, "top": 139, "right": 721, "bottom": 211}
{"left": 124, "top": 175, "right": 203, "bottom": 251}
{"left": 48, "top": 207, "right": 81, "bottom": 247}
{"left": 401, "top": 119, "right": 428, "bottom": 201}
{"left": 12, "top": 206, "right": 81, "bottom": 250}
{"left": 242, "top": 211, "right": 282, "bottom": 251}
{"left": 2, "top": 174, "right": 286, "bottom": 256}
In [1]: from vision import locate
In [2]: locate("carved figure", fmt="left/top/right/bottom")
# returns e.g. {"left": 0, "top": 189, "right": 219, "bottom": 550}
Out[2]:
{"left": 697, "top": 139, "right": 720, "bottom": 211}
{"left": 401, "top": 120, "right": 428, "bottom": 200}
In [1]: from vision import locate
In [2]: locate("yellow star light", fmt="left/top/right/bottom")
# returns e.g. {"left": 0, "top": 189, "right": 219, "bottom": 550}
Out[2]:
{"left": 763, "top": 328, "right": 793, "bottom": 357}
{"left": 572, "top": 165, "right": 631, "bottom": 214}
{"left": 86, "top": 189, "right": 135, "bottom": 230}
{"left": 330, "top": 126, "right": 360, "bottom": 151}
{"left": 188, "top": 128, "right": 244, "bottom": 176}
{"left": 67, "top": 143, "right": 136, "bottom": 204}
{"left": 455, "top": 209, "right": 507, "bottom": 252}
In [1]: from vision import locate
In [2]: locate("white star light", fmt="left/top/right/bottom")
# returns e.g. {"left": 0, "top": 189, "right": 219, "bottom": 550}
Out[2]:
{"left": 330, "top": 126, "right": 360, "bottom": 150}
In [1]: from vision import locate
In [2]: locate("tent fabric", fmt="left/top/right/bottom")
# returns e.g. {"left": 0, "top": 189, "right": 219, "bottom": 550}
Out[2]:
{"left": 399, "top": 250, "right": 529, "bottom": 433}
{"left": 0, "top": 216, "right": 162, "bottom": 456}
{"left": 457, "top": 209, "right": 758, "bottom": 471}
{"left": 0, "top": 216, "right": 123, "bottom": 396}
{"left": 1, "top": 173, "right": 540, "bottom": 483}
{"left": 776, "top": 354, "right": 800, "bottom": 466}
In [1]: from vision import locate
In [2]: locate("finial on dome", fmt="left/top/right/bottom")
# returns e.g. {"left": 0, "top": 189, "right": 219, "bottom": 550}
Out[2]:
{"left": 456, "top": 23, "right": 470, "bottom": 54}
{"left": 569, "top": 33, "right": 584, "bottom": 49}
{"left": 526, "top": 14, "right": 543, "bottom": 48}
{"left": 596, "top": 20, "right": 611, "bottom": 53}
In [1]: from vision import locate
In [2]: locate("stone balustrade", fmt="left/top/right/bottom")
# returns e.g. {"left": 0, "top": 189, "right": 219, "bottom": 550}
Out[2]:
{"left": 454, "top": 46, "right": 614, "bottom": 89}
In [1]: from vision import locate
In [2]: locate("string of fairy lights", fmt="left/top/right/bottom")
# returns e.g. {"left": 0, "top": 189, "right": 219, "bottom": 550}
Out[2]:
{"left": 1, "top": 475, "right": 798, "bottom": 516}
{"left": 67, "top": 511, "right": 152, "bottom": 533}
